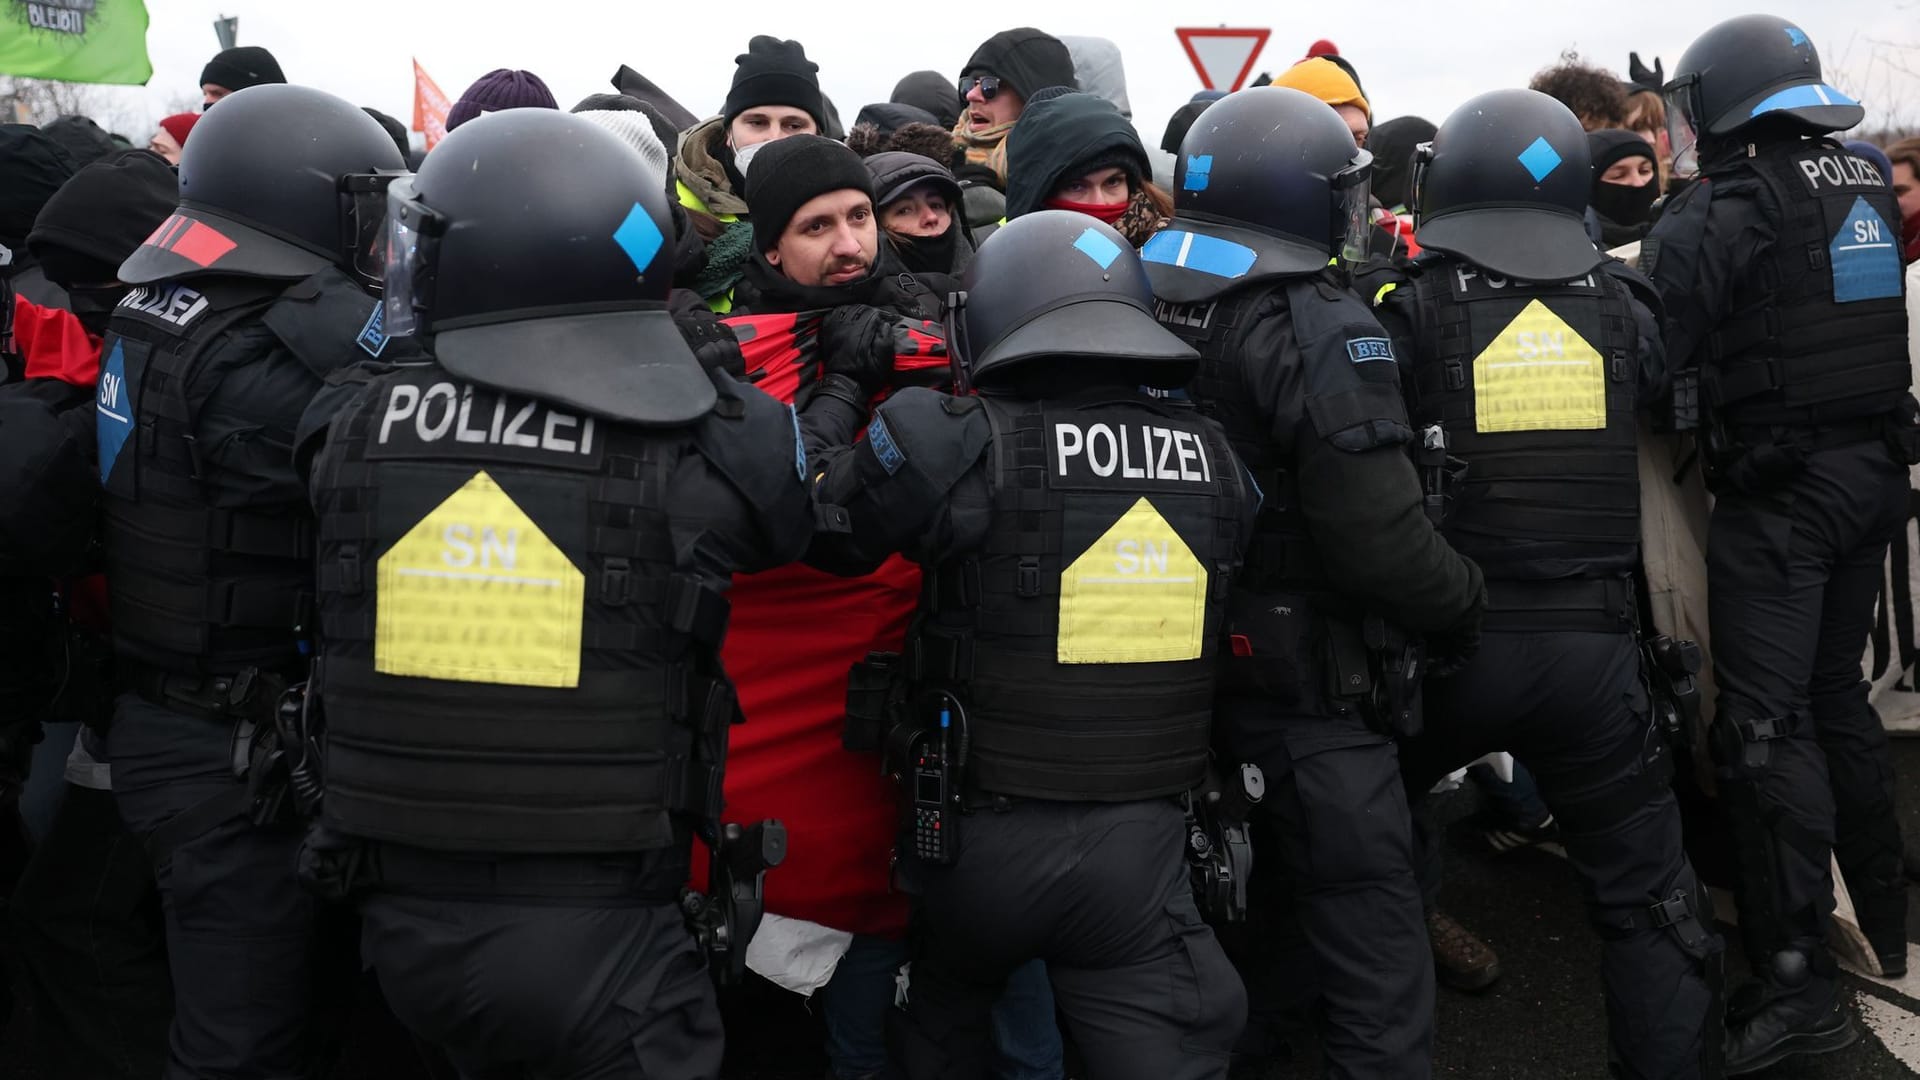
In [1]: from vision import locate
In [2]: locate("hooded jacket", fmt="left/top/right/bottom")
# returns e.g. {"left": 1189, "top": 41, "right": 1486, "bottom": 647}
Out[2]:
{"left": 0, "top": 125, "right": 80, "bottom": 308}
{"left": 1002, "top": 91, "right": 1148, "bottom": 221}
{"left": 891, "top": 70, "right": 961, "bottom": 130}
{"left": 865, "top": 150, "right": 975, "bottom": 277}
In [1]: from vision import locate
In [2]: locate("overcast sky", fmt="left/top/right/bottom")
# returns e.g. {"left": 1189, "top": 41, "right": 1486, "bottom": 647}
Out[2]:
{"left": 96, "top": 1, "right": 1920, "bottom": 142}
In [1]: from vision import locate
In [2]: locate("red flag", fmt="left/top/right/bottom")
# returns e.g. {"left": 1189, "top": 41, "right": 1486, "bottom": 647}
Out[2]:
{"left": 412, "top": 58, "right": 450, "bottom": 150}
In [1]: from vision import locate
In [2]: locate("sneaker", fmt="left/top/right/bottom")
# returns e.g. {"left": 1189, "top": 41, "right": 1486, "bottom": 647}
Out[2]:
{"left": 1478, "top": 812, "right": 1563, "bottom": 856}
{"left": 1427, "top": 909, "right": 1502, "bottom": 992}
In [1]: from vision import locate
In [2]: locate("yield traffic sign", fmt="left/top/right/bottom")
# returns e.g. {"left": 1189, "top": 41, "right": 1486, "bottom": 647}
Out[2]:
{"left": 1175, "top": 27, "right": 1271, "bottom": 92}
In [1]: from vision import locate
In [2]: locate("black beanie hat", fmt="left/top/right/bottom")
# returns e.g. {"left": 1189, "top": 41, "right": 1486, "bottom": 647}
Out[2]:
{"left": 724, "top": 37, "right": 826, "bottom": 130}
{"left": 961, "top": 28, "right": 1078, "bottom": 103}
{"left": 28, "top": 148, "right": 179, "bottom": 286}
{"left": 199, "top": 46, "right": 285, "bottom": 93}
{"left": 1588, "top": 129, "right": 1656, "bottom": 178}
{"left": 744, "top": 134, "right": 875, "bottom": 253}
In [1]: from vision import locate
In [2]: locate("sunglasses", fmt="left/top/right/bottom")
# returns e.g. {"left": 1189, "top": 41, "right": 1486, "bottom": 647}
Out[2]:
{"left": 958, "top": 75, "right": 1004, "bottom": 102}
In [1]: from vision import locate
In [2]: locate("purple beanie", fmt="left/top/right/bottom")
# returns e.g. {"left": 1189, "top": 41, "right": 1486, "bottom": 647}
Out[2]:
{"left": 446, "top": 68, "right": 559, "bottom": 132}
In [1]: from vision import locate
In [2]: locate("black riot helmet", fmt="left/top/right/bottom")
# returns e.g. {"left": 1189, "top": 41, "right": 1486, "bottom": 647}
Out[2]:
{"left": 953, "top": 210, "right": 1197, "bottom": 391}
{"left": 1663, "top": 14, "right": 1862, "bottom": 176}
{"left": 1412, "top": 89, "right": 1603, "bottom": 283}
{"left": 1146, "top": 86, "right": 1372, "bottom": 301}
{"left": 120, "top": 84, "right": 405, "bottom": 287}
{"left": 383, "top": 109, "right": 713, "bottom": 426}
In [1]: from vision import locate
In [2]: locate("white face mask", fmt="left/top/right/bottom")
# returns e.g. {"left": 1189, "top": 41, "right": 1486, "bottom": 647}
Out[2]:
{"left": 732, "top": 140, "right": 767, "bottom": 177}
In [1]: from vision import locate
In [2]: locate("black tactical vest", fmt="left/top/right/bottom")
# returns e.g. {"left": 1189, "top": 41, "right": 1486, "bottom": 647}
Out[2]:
{"left": 97, "top": 276, "right": 316, "bottom": 676}
{"left": 1156, "top": 274, "right": 1410, "bottom": 593}
{"left": 1405, "top": 260, "right": 1641, "bottom": 579}
{"left": 1703, "top": 138, "right": 1910, "bottom": 425}
{"left": 910, "top": 391, "right": 1245, "bottom": 802}
{"left": 311, "top": 364, "right": 736, "bottom": 855}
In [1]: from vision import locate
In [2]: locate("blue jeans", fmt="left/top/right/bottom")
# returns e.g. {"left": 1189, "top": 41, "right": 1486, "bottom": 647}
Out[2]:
{"left": 820, "top": 939, "right": 1065, "bottom": 1079}
{"left": 1467, "top": 758, "right": 1551, "bottom": 829}
{"left": 992, "top": 959, "right": 1065, "bottom": 1080}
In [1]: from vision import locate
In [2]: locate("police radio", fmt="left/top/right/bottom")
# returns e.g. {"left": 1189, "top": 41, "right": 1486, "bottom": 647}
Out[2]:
{"left": 886, "top": 690, "right": 968, "bottom": 865}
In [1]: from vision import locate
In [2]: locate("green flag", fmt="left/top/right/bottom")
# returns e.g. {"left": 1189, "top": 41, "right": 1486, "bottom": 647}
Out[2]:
{"left": 0, "top": 0, "right": 152, "bottom": 85}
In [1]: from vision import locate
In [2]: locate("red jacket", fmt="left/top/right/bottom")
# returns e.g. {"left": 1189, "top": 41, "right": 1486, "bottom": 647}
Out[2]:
{"left": 696, "top": 312, "right": 947, "bottom": 938}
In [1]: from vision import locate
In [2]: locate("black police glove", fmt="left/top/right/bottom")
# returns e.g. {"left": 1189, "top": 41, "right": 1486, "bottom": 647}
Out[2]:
{"left": 1425, "top": 616, "right": 1482, "bottom": 679}
{"left": 675, "top": 313, "right": 746, "bottom": 378}
{"left": 818, "top": 304, "right": 897, "bottom": 399}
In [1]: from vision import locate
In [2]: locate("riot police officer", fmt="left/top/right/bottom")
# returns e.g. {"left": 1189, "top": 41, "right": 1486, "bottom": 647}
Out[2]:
{"left": 798, "top": 210, "right": 1256, "bottom": 1080}
{"left": 1645, "top": 15, "right": 1916, "bottom": 1073}
{"left": 1372, "top": 88, "right": 1722, "bottom": 1080}
{"left": 299, "top": 109, "right": 812, "bottom": 1080}
{"left": 1143, "top": 86, "right": 1485, "bottom": 1080}
{"left": 96, "top": 84, "right": 404, "bottom": 1078}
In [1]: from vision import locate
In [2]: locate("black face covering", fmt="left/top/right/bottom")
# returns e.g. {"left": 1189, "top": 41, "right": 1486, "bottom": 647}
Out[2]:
{"left": 1593, "top": 179, "right": 1659, "bottom": 230}
{"left": 64, "top": 285, "right": 127, "bottom": 336}
{"left": 890, "top": 228, "right": 959, "bottom": 276}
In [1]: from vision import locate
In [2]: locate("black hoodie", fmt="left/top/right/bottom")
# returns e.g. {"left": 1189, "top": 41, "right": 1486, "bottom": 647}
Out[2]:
{"left": 0, "top": 124, "right": 80, "bottom": 308}
{"left": 1002, "top": 92, "right": 1146, "bottom": 221}
{"left": 28, "top": 148, "right": 179, "bottom": 332}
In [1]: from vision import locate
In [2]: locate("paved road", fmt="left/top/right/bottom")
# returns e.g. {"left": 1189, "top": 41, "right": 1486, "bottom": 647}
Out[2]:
{"left": 9, "top": 742, "right": 1920, "bottom": 1078}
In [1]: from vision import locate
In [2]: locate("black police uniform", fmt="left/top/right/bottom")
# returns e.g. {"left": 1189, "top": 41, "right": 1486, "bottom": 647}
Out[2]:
{"left": 1645, "top": 18, "right": 1916, "bottom": 1060}
{"left": 1369, "top": 88, "right": 1722, "bottom": 1080}
{"left": 300, "top": 110, "right": 814, "bottom": 1080}
{"left": 802, "top": 212, "right": 1256, "bottom": 1080}
{"left": 95, "top": 84, "right": 406, "bottom": 1078}
{"left": 1145, "top": 87, "right": 1484, "bottom": 1080}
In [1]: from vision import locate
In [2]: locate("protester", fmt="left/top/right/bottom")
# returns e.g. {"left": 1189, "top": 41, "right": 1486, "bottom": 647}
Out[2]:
{"left": 892, "top": 69, "right": 961, "bottom": 130}
{"left": 0, "top": 124, "right": 80, "bottom": 309}
{"left": 40, "top": 116, "right": 117, "bottom": 168}
{"left": 1002, "top": 91, "right": 1170, "bottom": 248}
{"left": 862, "top": 150, "right": 972, "bottom": 279}
{"left": 952, "top": 28, "right": 1079, "bottom": 227}
{"left": 1589, "top": 128, "right": 1660, "bottom": 248}
{"left": 146, "top": 112, "right": 198, "bottom": 164}
{"left": 198, "top": 44, "right": 285, "bottom": 107}
{"left": 674, "top": 36, "right": 828, "bottom": 311}
{"left": 1530, "top": 52, "right": 1629, "bottom": 130}
{"left": 7, "top": 146, "right": 182, "bottom": 1080}
{"left": 444, "top": 68, "right": 557, "bottom": 132}
{"left": 1271, "top": 56, "right": 1371, "bottom": 147}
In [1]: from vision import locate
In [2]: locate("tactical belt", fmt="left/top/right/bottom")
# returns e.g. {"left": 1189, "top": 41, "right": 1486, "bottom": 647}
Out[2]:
{"left": 361, "top": 842, "right": 685, "bottom": 903}
{"left": 126, "top": 663, "right": 290, "bottom": 723}
{"left": 1482, "top": 577, "right": 1635, "bottom": 633}
{"left": 1725, "top": 415, "right": 1888, "bottom": 453}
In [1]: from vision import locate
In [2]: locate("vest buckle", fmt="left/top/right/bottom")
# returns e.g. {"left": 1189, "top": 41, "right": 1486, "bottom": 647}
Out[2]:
{"left": 1015, "top": 557, "right": 1041, "bottom": 598}
{"left": 1444, "top": 359, "right": 1465, "bottom": 392}
{"left": 339, "top": 545, "right": 362, "bottom": 596}
{"left": 601, "top": 558, "right": 632, "bottom": 606}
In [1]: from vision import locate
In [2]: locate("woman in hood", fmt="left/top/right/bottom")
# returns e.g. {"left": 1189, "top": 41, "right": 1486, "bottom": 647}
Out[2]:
{"left": 1587, "top": 129, "right": 1659, "bottom": 249}
{"left": 862, "top": 150, "right": 974, "bottom": 278}
{"left": 1002, "top": 91, "right": 1171, "bottom": 248}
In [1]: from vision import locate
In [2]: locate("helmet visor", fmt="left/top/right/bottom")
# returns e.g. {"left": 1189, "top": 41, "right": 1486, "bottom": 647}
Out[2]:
{"left": 381, "top": 176, "right": 437, "bottom": 338}
{"left": 1333, "top": 148, "right": 1374, "bottom": 266}
{"left": 1663, "top": 76, "right": 1702, "bottom": 179}
{"left": 339, "top": 171, "right": 405, "bottom": 292}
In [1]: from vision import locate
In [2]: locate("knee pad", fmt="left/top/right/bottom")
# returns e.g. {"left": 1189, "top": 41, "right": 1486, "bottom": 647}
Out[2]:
{"left": 1708, "top": 709, "right": 1797, "bottom": 777}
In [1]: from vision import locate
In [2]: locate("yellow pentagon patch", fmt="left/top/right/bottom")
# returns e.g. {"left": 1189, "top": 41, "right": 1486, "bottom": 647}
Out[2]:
{"left": 1472, "top": 298, "right": 1606, "bottom": 433}
{"left": 375, "top": 470, "right": 585, "bottom": 687}
{"left": 1058, "top": 497, "right": 1207, "bottom": 664}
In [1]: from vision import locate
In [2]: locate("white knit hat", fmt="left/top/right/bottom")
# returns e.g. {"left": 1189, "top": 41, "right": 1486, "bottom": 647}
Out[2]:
{"left": 574, "top": 109, "right": 671, "bottom": 184}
